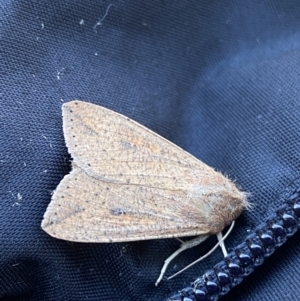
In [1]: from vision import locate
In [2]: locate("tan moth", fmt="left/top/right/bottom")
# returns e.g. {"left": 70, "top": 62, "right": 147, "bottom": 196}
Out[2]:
{"left": 41, "top": 100, "right": 248, "bottom": 284}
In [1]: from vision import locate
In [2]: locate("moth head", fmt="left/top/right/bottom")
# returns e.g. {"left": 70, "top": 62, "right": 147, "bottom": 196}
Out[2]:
{"left": 207, "top": 187, "right": 249, "bottom": 234}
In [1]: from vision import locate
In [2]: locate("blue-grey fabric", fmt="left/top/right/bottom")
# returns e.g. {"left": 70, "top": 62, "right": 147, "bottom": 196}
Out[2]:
{"left": 1, "top": 1, "right": 300, "bottom": 300}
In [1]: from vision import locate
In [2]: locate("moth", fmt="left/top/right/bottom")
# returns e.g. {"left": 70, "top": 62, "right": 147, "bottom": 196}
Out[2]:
{"left": 41, "top": 100, "right": 248, "bottom": 284}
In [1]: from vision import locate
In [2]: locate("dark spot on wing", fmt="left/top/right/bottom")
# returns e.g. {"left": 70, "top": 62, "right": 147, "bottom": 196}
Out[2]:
{"left": 110, "top": 208, "right": 126, "bottom": 215}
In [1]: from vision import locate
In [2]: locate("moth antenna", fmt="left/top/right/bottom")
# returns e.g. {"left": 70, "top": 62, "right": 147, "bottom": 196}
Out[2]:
{"left": 166, "top": 221, "right": 235, "bottom": 281}
{"left": 155, "top": 234, "right": 209, "bottom": 286}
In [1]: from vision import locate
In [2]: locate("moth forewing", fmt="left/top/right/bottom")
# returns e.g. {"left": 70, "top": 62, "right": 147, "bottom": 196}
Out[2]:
{"left": 42, "top": 165, "right": 215, "bottom": 242}
{"left": 41, "top": 100, "right": 247, "bottom": 275}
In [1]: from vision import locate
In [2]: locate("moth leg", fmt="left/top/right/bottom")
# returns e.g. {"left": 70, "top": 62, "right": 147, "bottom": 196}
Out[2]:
{"left": 217, "top": 231, "right": 228, "bottom": 257}
{"left": 174, "top": 237, "right": 185, "bottom": 244}
{"left": 166, "top": 221, "right": 235, "bottom": 282}
{"left": 155, "top": 234, "right": 209, "bottom": 286}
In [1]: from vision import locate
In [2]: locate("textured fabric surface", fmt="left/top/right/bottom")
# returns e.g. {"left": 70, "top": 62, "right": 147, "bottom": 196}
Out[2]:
{"left": 1, "top": 1, "right": 300, "bottom": 300}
